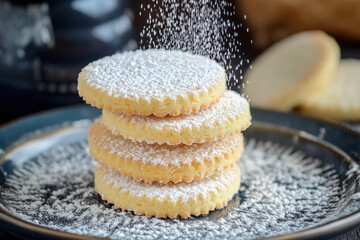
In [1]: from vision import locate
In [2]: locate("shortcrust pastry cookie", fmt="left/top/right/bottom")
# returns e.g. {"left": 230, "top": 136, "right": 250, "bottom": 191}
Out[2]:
{"left": 244, "top": 31, "right": 339, "bottom": 111}
{"left": 300, "top": 59, "right": 360, "bottom": 120}
{"left": 78, "top": 49, "right": 226, "bottom": 117}
{"left": 89, "top": 120, "right": 243, "bottom": 184}
{"left": 102, "top": 90, "right": 251, "bottom": 145}
{"left": 95, "top": 164, "right": 241, "bottom": 219}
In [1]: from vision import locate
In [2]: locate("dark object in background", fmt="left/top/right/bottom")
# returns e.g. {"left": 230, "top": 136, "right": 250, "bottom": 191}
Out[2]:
{"left": 0, "top": 0, "right": 136, "bottom": 122}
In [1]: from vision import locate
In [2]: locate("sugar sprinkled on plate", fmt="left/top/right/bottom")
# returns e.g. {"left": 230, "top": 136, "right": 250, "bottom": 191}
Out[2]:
{"left": 1, "top": 139, "right": 358, "bottom": 239}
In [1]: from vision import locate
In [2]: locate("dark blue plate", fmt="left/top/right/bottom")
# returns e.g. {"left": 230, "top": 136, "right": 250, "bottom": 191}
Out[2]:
{"left": 0, "top": 106, "right": 359, "bottom": 240}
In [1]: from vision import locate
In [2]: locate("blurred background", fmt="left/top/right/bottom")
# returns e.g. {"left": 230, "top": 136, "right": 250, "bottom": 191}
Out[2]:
{"left": 0, "top": 0, "right": 359, "bottom": 124}
{"left": 0, "top": 0, "right": 136, "bottom": 123}
{"left": 0, "top": 1, "right": 359, "bottom": 239}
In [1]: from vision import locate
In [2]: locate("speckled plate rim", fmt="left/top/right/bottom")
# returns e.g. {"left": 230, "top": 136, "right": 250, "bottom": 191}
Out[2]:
{"left": 0, "top": 105, "right": 359, "bottom": 240}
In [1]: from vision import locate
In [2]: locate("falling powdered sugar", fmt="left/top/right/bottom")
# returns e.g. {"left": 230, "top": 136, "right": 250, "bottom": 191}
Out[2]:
{"left": 139, "top": 0, "right": 250, "bottom": 91}
{"left": 1, "top": 138, "right": 359, "bottom": 239}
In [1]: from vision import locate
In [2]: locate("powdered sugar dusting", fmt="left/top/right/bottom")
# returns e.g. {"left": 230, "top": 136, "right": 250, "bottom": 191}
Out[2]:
{"left": 1, "top": 137, "right": 358, "bottom": 239}
{"left": 81, "top": 49, "right": 224, "bottom": 101}
{"left": 90, "top": 120, "right": 242, "bottom": 167}
{"left": 111, "top": 90, "right": 249, "bottom": 132}
{"left": 99, "top": 165, "right": 239, "bottom": 202}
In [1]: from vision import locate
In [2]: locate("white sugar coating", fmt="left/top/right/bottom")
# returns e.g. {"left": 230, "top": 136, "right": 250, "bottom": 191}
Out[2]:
{"left": 98, "top": 165, "right": 239, "bottom": 202}
{"left": 81, "top": 49, "right": 225, "bottom": 101}
{"left": 1, "top": 139, "right": 359, "bottom": 239}
{"left": 111, "top": 90, "right": 249, "bottom": 132}
{"left": 90, "top": 120, "right": 242, "bottom": 167}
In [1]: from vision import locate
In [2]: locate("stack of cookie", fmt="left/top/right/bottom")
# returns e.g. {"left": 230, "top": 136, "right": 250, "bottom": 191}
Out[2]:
{"left": 78, "top": 49, "right": 251, "bottom": 218}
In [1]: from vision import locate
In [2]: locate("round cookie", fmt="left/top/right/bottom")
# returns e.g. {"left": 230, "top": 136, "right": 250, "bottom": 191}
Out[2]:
{"left": 300, "top": 59, "right": 360, "bottom": 121}
{"left": 95, "top": 164, "right": 241, "bottom": 219}
{"left": 244, "top": 31, "right": 340, "bottom": 111}
{"left": 102, "top": 90, "right": 251, "bottom": 145}
{"left": 78, "top": 49, "right": 226, "bottom": 117}
{"left": 89, "top": 120, "right": 243, "bottom": 184}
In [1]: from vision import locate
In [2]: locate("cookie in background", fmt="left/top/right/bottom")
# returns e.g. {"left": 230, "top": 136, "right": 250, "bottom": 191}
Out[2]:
{"left": 243, "top": 31, "right": 340, "bottom": 111}
{"left": 243, "top": 30, "right": 360, "bottom": 121}
{"left": 299, "top": 59, "right": 360, "bottom": 121}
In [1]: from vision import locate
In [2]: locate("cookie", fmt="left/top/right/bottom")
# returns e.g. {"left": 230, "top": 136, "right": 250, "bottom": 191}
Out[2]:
{"left": 89, "top": 120, "right": 243, "bottom": 184}
{"left": 300, "top": 59, "right": 360, "bottom": 121}
{"left": 102, "top": 91, "right": 251, "bottom": 145}
{"left": 244, "top": 31, "right": 340, "bottom": 111}
{"left": 95, "top": 164, "right": 241, "bottom": 219}
{"left": 78, "top": 49, "right": 226, "bottom": 117}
